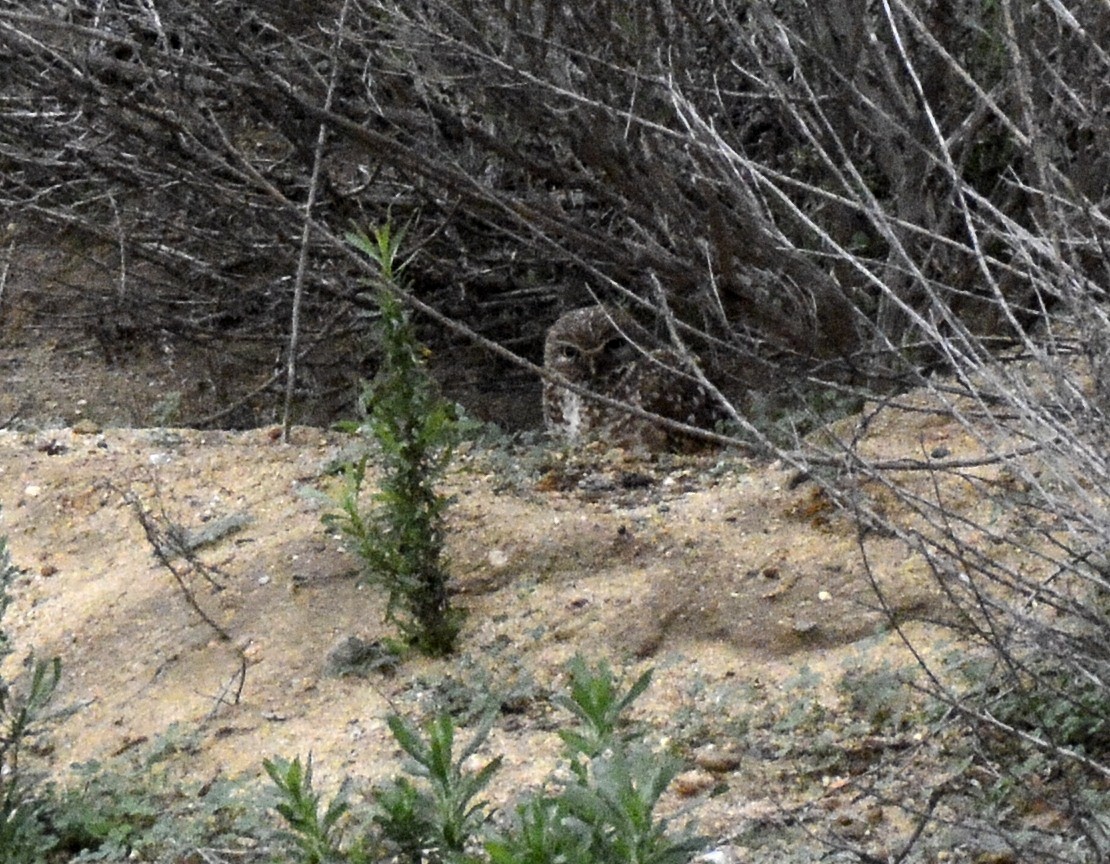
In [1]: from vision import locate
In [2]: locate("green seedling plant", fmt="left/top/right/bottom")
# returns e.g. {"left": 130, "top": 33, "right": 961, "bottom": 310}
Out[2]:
{"left": 269, "top": 658, "right": 700, "bottom": 864}
{"left": 486, "top": 796, "right": 595, "bottom": 864}
{"left": 327, "top": 223, "right": 463, "bottom": 656}
{"left": 489, "top": 656, "right": 702, "bottom": 864}
{"left": 1, "top": 509, "right": 61, "bottom": 864}
{"left": 490, "top": 749, "right": 697, "bottom": 864}
{"left": 265, "top": 755, "right": 368, "bottom": 864}
{"left": 554, "top": 655, "right": 653, "bottom": 758}
{"left": 556, "top": 748, "right": 698, "bottom": 864}
{"left": 375, "top": 713, "right": 502, "bottom": 864}
{"left": 269, "top": 716, "right": 499, "bottom": 864}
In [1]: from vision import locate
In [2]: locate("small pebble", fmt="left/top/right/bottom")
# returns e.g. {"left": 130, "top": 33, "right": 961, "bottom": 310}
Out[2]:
{"left": 693, "top": 745, "right": 742, "bottom": 773}
{"left": 672, "top": 768, "right": 716, "bottom": 797}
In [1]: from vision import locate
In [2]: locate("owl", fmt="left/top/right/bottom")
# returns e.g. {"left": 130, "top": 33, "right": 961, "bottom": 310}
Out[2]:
{"left": 542, "top": 306, "right": 719, "bottom": 450}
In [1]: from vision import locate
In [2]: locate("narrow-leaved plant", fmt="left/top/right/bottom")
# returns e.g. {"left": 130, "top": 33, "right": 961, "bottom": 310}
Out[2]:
{"left": 489, "top": 656, "right": 702, "bottom": 864}
{"left": 327, "top": 224, "right": 463, "bottom": 656}
{"left": 554, "top": 655, "right": 653, "bottom": 759}
{"left": 268, "top": 658, "right": 700, "bottom": 864}
{"left": 375, "top": 713, "right": 502, "bottom": 864}
{"left": 264, "top": 754, "right": 369, "bottom": 864}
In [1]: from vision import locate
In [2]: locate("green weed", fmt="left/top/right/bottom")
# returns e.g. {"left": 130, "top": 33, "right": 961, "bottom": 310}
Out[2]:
{"left": 270, "top": 656, "right": 702, "bottom": 864}
{"left": 489, "top": 656, "right": 701, "bottom": 864}
{"left": 554, "top": 656, "right": 653, "bottom": 758}
{"left": 327, "top": 223, "right": 464, "bottom": 656}
{"left": 265, "top": 755, "right": 370, "bottom": 864}
{"left": 51, "top": 735, "right": 275, "bottom": 862}
{"left": 375, "top": 713, "right": 501, "bottom": 863}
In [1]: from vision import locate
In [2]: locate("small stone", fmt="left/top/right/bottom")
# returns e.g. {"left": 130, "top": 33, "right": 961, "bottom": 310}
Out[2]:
{"left": 72, "top": 418, "right": 102, "bottom": 435}
{"left": 325, "top": 635, "right": 399, "bottom": 677}
{"left": 578, "top": 474, "right": 616, "bottom": 494}
{"left": 487, "top": 548, "right": 509, "bottom": 568}
{"left": 672, "top": 768, "right": 716, "bottom": 797}
{"left": 693, "top": 745, "right": 742, "bottom": 773}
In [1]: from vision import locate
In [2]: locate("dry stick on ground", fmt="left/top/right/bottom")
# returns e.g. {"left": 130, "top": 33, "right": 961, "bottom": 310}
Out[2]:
{"left": 116, "top": 482, "right": 247, "bottom": 717}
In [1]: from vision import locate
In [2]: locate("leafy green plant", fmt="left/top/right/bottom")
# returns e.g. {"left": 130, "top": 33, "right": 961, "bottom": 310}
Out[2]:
{"left": 375, "top": 713, "right": 501, "bottom": 864}
{"left": 986, "top": 663, "right": 1110, "bottom": 757}
{"left": 491, "top": 749, "right": 699, "bottom": 864}
{"left": 327, "top": 223, "right": 463, "bottom": 656}
{"left": 556, "top": 748, "right": 699, "bottom": 864}
{"left": 490, "top": 656, "right": 700, "bottom": 864}
{"left": 49, "top": 759, "right": 161, "bottom": 861}
{"left": 486, "top": 796, "right": 595, "bottom": 864}
{"left": 1, "top": 510, "right": 60, "bottom": 864}
{"left": 269, "top": 716, "right": 500, "bottom": 864}
{"left": 265, "top": 755, "right": 371, "bottom": 864}
{"left": 837, "top": 660, "right": 917, "bottom": 734}
{"left": 554, "top": 656, "right": 653, "bottom": 758}
{"left": 269, "top": 658, "right": 699, "bottom": 864}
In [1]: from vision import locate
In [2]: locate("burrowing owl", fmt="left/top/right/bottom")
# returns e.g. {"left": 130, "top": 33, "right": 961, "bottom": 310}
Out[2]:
{"left": 542, "top": 306, "right": 719, "bottom": 450}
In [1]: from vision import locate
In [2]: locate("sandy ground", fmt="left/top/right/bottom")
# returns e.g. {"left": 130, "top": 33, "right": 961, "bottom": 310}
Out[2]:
{"left": 0, "top": 406, "right": 976, "bottom": 843}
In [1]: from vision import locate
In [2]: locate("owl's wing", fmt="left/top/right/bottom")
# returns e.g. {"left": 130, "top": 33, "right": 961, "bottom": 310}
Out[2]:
{"left": 626, "top": 351, "right": 723, "bottom": 446}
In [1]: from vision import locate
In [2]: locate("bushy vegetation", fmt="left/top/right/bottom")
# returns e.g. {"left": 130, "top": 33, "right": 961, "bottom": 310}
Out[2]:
{"left": 47, "top": 735, "right": 277, "bottom": 863}
{"left": 267, "top": 656, "right": 701, "bottom": 864}
{"left": 0, "top": 631, "right": 704, "bottom": 864}
{"left": 326, "top": 224, "right": 463, "bottom": 656}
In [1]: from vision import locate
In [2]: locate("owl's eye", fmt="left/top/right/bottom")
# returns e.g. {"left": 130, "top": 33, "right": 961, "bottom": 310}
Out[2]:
{"left": 558, "top": 344, "right": 580, "bottom": 360}
{"left": 603, "top": 337, "right": 625, "bottom": 353}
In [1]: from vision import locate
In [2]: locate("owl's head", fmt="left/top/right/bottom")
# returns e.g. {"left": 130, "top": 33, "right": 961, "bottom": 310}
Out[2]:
{"left": 543, "top": 306, "right": 639, "bottom": 381}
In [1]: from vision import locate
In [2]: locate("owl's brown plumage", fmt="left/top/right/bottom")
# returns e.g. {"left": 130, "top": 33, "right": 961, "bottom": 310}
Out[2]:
{"left": 542, "top": 306, "right": 719, "bottom": 450}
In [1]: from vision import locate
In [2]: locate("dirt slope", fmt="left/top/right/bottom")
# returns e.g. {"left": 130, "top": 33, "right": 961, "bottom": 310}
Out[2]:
{"left": 0, "top": 404, "right": 979, "bottom": 854}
